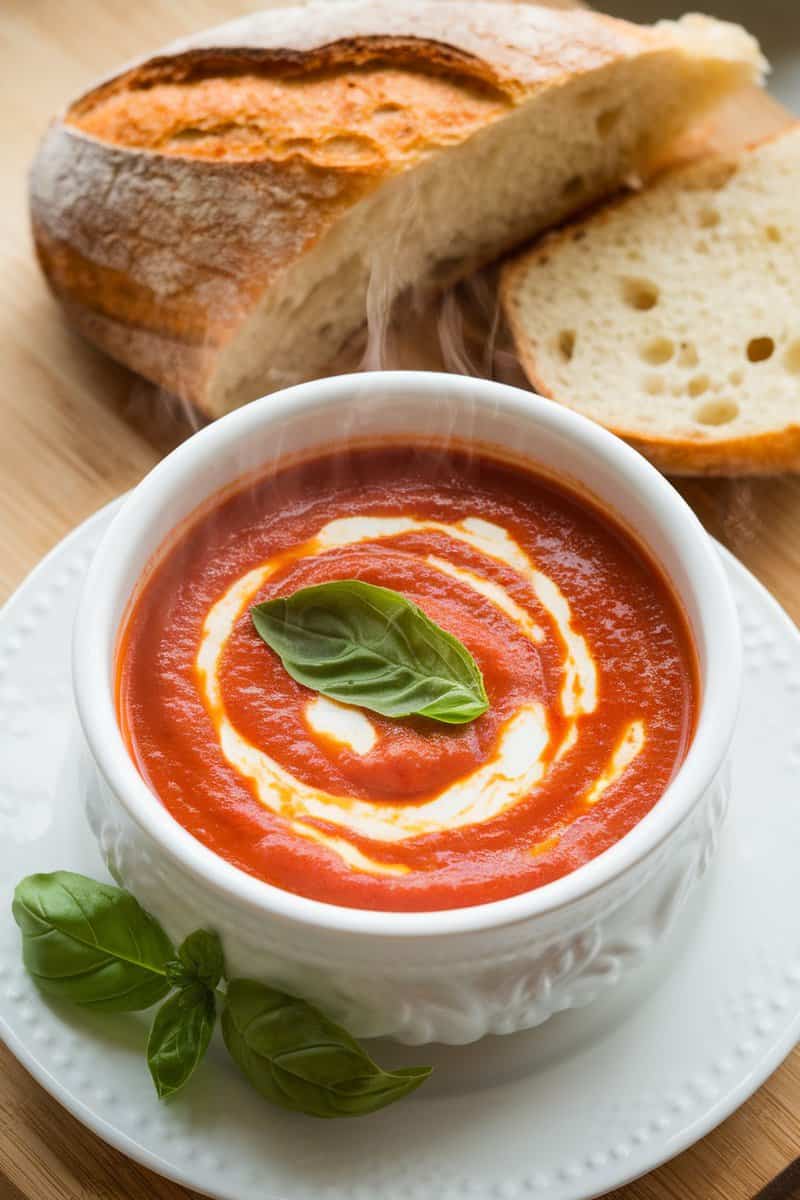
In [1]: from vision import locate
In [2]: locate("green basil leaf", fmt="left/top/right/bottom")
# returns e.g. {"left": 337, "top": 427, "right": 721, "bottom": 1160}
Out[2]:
{"left": 251, "top": 579, "right": 488, "bottom": 724}
{"left": 12, "top": 871, "right": 173, "bottom": 1012}
{"left": 166, "top": 929, "right": 225, "bottom": 991}
{"left": 147, "top": 982, "right": 216, "bottom": 1099}
{"left": 221, "top": 979, "right": 432, "bottom": 1118}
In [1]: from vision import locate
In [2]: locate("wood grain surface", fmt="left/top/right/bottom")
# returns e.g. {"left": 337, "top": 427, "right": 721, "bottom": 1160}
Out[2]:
{"left": 1, "top": 2, "right": 799, "bottom": 1198}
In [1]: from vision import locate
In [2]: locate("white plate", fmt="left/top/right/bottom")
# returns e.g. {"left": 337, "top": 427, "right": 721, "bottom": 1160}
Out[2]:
{"left": 1, "top": 499, "right": 799, "bottom": 1200}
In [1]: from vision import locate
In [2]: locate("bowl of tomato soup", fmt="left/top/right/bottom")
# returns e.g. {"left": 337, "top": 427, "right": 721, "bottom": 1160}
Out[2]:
{"left": 73, "top": 372, "right": 740, "bottom": 1044}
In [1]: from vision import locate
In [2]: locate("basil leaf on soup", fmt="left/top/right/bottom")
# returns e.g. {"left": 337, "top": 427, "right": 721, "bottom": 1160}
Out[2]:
{"left": 222, "top": 979, "right": 432, "bottom": 1118}
{"left": 166, "top": 929, "right": 225, "bottom": 991}
{"left": 147, "top": 982, "right": 216, "bottom": 1100}
{"left": 251, "top": 579, "right": 488, "bottom": 725}
{"left": 12, "top": 871, "right": 173, "bottom": 1012}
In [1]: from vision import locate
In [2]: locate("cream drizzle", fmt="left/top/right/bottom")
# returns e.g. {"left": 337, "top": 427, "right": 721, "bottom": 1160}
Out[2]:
{"left": 305, "top": 695, "right": 378, "bottom": 756}
{"left": 583, "top": 720, "right": 646, "bottom": 808}
{"left": 195, "top": 516, "right": 644, "bottom": 876}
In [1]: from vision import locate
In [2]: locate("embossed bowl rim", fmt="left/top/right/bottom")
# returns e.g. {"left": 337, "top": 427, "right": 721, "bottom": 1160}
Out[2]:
{"left": 72, "top": 371, "right": 741, "bottom": 938}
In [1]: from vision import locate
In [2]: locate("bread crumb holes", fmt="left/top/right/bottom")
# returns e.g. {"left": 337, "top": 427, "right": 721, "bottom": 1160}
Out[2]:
{"left": 679, "top": 343, "right": 699, "bottom": 368}
{"left": 622, "top": 278, "right": 659, "bottom": 311}
{"left": 644, "top": 376, "right": 665, "bottom": 395}
{"left": 747, "top": 337, "right": 775, "bottom": 363}
{"left": 688, "top": 375, "right": 710, "bottom": 397}
{"left": 640, "top": 337, "right": 674, "bottom": 365}
{"left": 695, "top": 399, "right": 739, "bottom": 426}
{"left": 765, "top": 225, "right": 782, "bottom": 243}
{"left": 558, "top": 330, "right": 576, "bottom": 361}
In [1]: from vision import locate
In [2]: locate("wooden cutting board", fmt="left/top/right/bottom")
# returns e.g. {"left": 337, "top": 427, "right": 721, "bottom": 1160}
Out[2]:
{"left": 1, "top": 3, "right": 799, "bottom": 1198}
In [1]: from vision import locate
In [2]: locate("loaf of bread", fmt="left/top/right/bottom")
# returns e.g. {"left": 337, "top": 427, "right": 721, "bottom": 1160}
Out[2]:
{"left": 502, "top": 124, "right": 800, "bottom": 475}
{"left": 30, "top": 2, "right": 763, "bottom": 419}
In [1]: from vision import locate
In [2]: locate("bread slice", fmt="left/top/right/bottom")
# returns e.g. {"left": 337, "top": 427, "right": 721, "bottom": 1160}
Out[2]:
{"left": 30, "top": 2, "right": 763, "bottom": 419}
{"left": 502, "top": 124, "right": 800, "bottom": 475}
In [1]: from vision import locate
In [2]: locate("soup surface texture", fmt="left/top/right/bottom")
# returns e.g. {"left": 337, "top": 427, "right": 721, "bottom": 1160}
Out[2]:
{"left": 119, "top": 446, "right": 697, "bottom": 911}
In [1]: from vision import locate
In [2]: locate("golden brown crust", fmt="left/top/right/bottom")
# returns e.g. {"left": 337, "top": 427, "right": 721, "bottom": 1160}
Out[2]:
{"left": 30, "top": 117, "right": 378, "bottom": 416}
{"left": 57, "top": 296, "right": 218, "bottom": 412}
{"left": 628, "top": 429, "right": 800, "bottom": 477}
{"left": 33, "top": 223, "right": 218, "bottom": 346}
{"left": 66, "top": 57, "right": 511, "bottom": 167}
{"left": 67, "top": 39, "right": 517, "bottom": 115}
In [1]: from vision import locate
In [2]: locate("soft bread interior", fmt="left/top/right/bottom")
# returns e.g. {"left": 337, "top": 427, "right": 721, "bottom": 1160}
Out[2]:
{"left": 209, "top": 38, "right": 760, "bottom": 414}
{"left": 502, "top": 125, "right": 800, "bottom": 459}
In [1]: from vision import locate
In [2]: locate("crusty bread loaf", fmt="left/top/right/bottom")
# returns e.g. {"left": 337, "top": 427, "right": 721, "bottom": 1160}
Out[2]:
{"left": 30, "top": 2, "right": 763, "bottom": 419}
{"left": 502, "top": 124, "right": 800, "bottom": 475}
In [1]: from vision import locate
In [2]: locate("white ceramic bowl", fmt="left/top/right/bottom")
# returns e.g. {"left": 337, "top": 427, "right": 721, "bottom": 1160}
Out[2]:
{"left": 72, "top": 371, "right": 741, "bottom": 1045}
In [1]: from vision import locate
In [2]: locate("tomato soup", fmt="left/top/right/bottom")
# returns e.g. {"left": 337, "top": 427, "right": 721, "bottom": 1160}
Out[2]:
{"left": 118, "top": 445, "right": 697, "bottom": 912}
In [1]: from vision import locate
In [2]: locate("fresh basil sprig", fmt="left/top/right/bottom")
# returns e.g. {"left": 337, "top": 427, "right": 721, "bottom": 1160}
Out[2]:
{"left": 251, "top": 579, "right": 489, "bottom": 724}
{"left": 13, "top": 872, "right": 431, "bottom": 1116}
{"left": 222, "top": 979, "right": 431, "bottom": 1118}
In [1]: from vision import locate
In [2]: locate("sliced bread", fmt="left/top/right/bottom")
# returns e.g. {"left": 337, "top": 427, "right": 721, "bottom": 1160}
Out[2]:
{"left": 502, "top": 123, "right": 800, "bottom": 475}
{"left": 30, "top": 3, "right": 763, "bottom": 418}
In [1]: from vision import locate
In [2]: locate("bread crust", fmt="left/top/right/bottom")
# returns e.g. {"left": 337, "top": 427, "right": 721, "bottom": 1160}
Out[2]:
{"left": 31, "top": 121, "right": 374, "bottom": 408}
{"left": 501, "top": 123, "right": 800, "bottom": 476}
{"left": 29, "top": 1, "right": 759, "bottom": 417}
